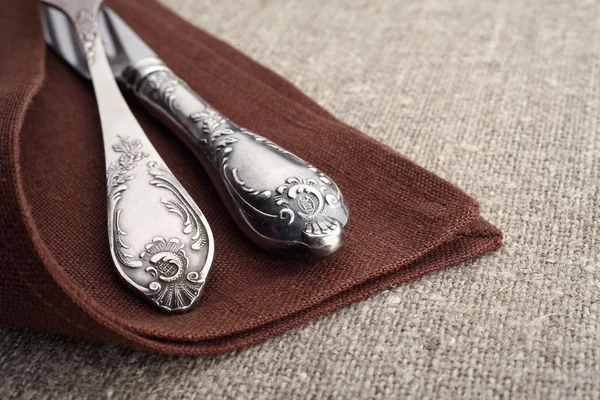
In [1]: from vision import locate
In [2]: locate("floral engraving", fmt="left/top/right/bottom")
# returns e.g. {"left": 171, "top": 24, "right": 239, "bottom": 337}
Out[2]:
{"left": 106, "top": 137, "right": 209, "bottom": 311}
{"left": 143, "top": 70, "right": 179, "bottom": 112}
{"left": 136, "top": 68, "right": 347, "bottom": 251}
{"left": 188, "top": 106, "right": 343, "bottom": 238}
{"left": 107, "top": 136, "right": 149, "bottom": 268}
{"left": 190, "top": 109, "right": 238, "bottom": 169}
{"left": 274, "top": 176, "right": 341, "bottom": 236}
{"left": 140, "top": 237, "right": 204, "bottom": 310}
{"left": 75, "top": 10, "right": 98, "bottom": 65}
{"left": 148, "top": 162, "right": 207, "bottom": 251}
{"left": 229, "top": 167, "right": 342, "bottom": 237}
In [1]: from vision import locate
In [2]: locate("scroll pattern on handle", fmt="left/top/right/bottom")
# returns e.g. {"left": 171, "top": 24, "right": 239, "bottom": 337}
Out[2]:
{"left": 106, "top": 136, "right": 210, "bottom": 311}
{"left": 136, "top": 68, "right": 349, "bottom": 252}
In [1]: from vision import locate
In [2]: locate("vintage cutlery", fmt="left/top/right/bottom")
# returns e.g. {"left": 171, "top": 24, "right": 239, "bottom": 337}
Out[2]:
{"left": 41, "top": 5, "right": 349, "bottom": 256}
{"left": 40, "top": 0, "right": 214, "bottom": 312}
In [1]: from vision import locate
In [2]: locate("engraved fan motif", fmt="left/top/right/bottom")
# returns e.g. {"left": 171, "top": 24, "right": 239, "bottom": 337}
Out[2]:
{"left": 140, "top": 237, "right": 205, "bottom": 310}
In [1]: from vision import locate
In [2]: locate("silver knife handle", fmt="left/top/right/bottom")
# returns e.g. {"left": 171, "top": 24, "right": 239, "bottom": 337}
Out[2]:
{"left": 122, "top": 58, "right": 349, "bottom": 256}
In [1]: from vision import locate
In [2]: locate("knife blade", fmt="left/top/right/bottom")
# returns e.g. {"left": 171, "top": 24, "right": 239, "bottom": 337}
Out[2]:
{"left": 42, "top": 7, "right": 156, "bottom": 82}
{"left": 41, "top": 5, "right": 349, "bottom": 256}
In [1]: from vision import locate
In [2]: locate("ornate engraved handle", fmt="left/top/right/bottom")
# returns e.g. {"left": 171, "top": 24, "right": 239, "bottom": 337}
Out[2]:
{"left": 41, "top": 0, "right": 214, "bottom": 312}
{"left": 122, "top": 58, "right": 349, "bottom": 256}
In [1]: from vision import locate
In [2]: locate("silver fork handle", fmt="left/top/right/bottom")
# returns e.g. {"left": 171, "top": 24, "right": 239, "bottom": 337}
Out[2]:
{"left": 121, "top": 58, "right": 349, "bottom": 256}
{"left": 43, "top": 0, "right": 214, "bottom": 312}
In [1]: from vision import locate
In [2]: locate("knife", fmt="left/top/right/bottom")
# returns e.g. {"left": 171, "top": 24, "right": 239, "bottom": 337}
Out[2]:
{"left": 41, "top": 6, "right": 349, "bottom": 256}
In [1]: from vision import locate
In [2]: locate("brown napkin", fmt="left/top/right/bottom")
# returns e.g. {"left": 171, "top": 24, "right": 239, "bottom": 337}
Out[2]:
{"left": 0, "top": 0, "right": 502, "bottom": 355}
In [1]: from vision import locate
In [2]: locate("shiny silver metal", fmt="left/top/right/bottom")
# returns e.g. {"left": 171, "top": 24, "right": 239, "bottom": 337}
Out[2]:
{"left": 40, "top": 0, "right": 214, "bottom": 312}
{"left": 42, "top": 6, "right": 349, "bottom": 256}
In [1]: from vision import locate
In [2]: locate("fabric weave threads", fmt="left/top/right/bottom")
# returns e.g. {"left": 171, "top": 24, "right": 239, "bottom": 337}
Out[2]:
{"left": 0, "top": 0, "right": 501, "bottom": 355}
{"left": 4, "top": 0, "right": 599, "bottom": 397}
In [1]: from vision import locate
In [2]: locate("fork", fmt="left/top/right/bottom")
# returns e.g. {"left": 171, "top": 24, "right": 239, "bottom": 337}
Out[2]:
{"left": 40, "top": 0, "right": 214, "bottom": 312}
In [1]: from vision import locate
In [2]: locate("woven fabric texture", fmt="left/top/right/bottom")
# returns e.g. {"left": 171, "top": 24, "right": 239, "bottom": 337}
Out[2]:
{"left": 0, "top": 0, "right": 500, "bottom": 355}
{"left": 1, "top": 0, "right": 598, "bottom": 398}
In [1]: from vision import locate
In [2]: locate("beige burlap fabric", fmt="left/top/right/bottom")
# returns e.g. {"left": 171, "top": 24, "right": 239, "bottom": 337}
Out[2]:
{"left": 1, "top": 0, "right": 598, "bottom": 398}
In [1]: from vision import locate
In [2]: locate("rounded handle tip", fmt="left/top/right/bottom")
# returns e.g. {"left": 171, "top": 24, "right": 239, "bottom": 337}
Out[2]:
{"left": 303, "top": 222, "right": 345, "bottom": 257}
